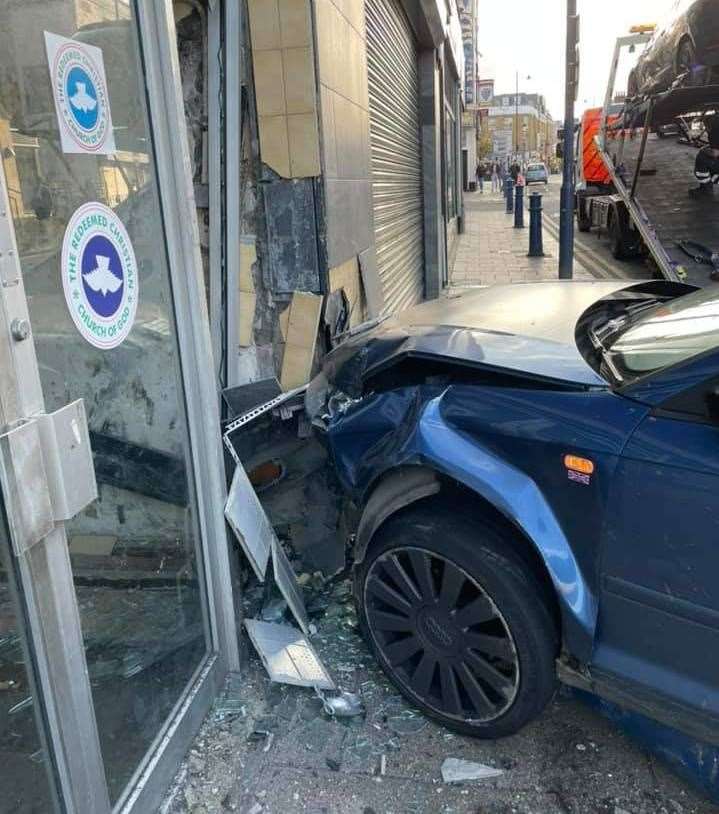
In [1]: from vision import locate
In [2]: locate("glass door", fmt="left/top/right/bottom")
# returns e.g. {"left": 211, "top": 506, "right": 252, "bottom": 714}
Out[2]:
{"left": 0, "top": 1, "right": 234, "bottom": 810}
{"left": 0, "top": 498, "right": 59, "bottom": 814}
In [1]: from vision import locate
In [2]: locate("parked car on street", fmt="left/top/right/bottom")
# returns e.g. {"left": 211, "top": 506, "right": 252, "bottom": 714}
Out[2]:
{"left": 525, "top": 162, "right": 549, "bottom": 184}
{"left": 307, "top": 279, "right": 719, "bottom": 746}
{"left": 627, "top": 0, "right": 719, "bottom": 97}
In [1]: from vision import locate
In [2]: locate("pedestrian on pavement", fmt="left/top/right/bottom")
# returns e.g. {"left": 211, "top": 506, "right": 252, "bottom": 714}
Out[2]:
{"left": 476, "top": 162, "right": 484, "bottom": 194}
{"left": 690, "top": 115, "right": 719, "bottom": 198}
{"left": 491, "top": 161, "right": 501, "bottom": 193}
{"left": 510, "top": 162, "right": 520, "bottom": 183}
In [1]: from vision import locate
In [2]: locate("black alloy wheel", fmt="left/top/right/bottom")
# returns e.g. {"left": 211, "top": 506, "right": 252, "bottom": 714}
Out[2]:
{"left": 364, "top": 547, "right": 519, "bottom": 724}
{"left": 355, "top": 501, "right": 559, "bottom": 738}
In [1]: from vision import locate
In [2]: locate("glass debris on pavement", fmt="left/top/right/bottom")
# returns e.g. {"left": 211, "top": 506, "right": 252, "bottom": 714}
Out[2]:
{"left": 440, "top": 757, "right": 505, "bottom": 783}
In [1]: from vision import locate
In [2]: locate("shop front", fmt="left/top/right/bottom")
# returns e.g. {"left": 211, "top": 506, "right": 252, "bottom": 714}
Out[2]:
{"left": 0, "top": 1, "right": 237, "bottom": 812}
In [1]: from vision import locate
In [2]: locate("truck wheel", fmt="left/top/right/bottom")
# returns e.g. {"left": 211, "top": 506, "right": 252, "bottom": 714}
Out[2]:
{"left": 610, "top": 215, "right": 628, "bottom": 259}
{"left": 355, "top": 502, "right": 558, "bottom": 738}
{"left": 577, "top": 201, "right": 591, "bottom": 232}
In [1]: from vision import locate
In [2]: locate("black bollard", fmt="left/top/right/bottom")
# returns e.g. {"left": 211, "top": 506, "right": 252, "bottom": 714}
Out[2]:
{"left": 514, "top": 184, "right": 525, "bottom": 228}
{"left": 505, "top": 178, "right": 514, "bottom": 214}
{"left": 528, "top": 192, "right": 545, "bottom": 257}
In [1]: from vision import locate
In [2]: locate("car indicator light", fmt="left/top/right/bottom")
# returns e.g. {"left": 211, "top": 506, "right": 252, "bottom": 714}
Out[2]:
{"left": 564, "top": 455, "right": 595, "bottom": 475}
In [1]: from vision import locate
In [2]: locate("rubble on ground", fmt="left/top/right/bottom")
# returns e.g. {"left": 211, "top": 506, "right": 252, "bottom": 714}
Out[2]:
{"left": 161, "top": 567, "right": 715, "bottom": 814}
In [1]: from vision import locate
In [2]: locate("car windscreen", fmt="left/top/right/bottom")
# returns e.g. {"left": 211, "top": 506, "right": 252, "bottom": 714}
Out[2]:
{"left": 527, "top": 164, "right": 544, "bottom": 171}
{"left": 607, "top": 286, "right": 719, "bottom": 380}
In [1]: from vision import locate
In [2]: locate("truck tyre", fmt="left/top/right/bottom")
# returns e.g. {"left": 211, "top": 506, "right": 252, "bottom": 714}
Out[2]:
{"left": 610, "top": 213, "right": 629, "bottom": 259}
{"left": 577, "top": 200, "right": 592, "bottom": 233}
{"left": 354, "top": 501, "right": 558, "bottom": 738}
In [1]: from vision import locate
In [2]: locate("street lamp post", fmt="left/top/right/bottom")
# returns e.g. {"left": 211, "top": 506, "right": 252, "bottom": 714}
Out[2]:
{"left": 559, "top": 0, "right": 579, "bottom": 279}
{"left": 515, "top": 71, "right": 519, "bottom": 156}
{"left": 515, "top": 72, "right": 531, "bottom": 161}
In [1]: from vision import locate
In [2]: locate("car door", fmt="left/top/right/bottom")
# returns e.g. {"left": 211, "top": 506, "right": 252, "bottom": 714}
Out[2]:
{"left": 641, "top": 1, "right": 680, "bottom": 89}
{"left": 593, "top": 366, "right": 719, "bottom": 733}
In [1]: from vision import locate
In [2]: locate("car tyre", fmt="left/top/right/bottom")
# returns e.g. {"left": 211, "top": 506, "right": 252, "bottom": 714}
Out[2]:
{"left": 609, "top": 214, "right": 628, "bottom": 259}
{"left": 354, "top": 501, "right": 559, "bottom": 738}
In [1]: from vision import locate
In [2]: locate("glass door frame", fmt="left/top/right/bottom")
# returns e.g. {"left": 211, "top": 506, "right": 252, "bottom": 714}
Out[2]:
{"left": 0, "top": 1, "right": 240, "bottom": 812}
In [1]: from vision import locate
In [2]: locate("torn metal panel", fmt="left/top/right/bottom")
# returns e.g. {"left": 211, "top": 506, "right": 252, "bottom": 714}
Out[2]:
{"left": 244, "top": 619, "right": 335, "bottom": 690}
{"left": 223, "top": 385, "right": 307, "bottom": 464}
{"left": 271, "top": 537, "right": 310, "bottom": 635}
{"left": 224, "top": 465, "right": 273, "bottom": 581}
{"left": 222, "top": 378, "right": 282, "bottom": 418}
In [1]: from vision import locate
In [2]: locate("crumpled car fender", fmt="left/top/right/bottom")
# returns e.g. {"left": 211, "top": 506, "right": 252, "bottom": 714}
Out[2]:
{"left": 331, "top": 390, "right": 598, "bottom": 660}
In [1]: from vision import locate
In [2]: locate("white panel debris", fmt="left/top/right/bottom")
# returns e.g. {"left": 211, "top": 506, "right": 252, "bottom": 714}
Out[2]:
{"left": 271, "top": 537, "right": 310, "bottom": 635}
{"left": 244, "top": 620, "right": 335, "bottom": 690}
{"left": 224, "top": 464, "right": 272, "bottom": 581}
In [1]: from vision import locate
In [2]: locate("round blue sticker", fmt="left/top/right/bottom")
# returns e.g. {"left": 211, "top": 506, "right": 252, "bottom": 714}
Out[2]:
{"left": 65, "top": 65, "right": 99, "bottom": 132}
{"left": 62, "top": 202, "right": 139, "bottom": 350}
{"left": 52, "top": 41, "right": 111, "bottom": 152}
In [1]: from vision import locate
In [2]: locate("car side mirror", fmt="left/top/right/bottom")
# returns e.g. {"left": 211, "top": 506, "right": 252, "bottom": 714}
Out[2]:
{"left": 704, "top": 386, "right": 719, "bottom": 422}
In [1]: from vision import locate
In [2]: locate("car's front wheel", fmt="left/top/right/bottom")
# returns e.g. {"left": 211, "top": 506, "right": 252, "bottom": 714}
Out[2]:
{"left": 355, "top": 501, "right": 559, "bottom": 738}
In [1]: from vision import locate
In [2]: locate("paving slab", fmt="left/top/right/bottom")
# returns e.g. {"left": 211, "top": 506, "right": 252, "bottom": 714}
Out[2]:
{"left": 452, "top": 187, "right": 593, "bottom": 287}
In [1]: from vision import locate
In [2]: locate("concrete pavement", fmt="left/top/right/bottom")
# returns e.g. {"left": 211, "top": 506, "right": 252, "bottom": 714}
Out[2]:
{"left": 451, "top": 178, "right": 648, "bottom": 286}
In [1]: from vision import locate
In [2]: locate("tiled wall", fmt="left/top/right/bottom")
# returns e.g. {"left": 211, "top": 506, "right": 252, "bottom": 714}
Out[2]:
{"left": 314, "top": 0, "right": 376, "bottom": 310}
{"left": 247, "top": 0, "right": 321, "bottom": 178}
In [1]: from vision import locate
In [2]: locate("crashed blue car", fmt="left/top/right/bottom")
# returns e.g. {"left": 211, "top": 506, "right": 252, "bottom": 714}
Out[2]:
{"left": 307, "top": 279, "right": 719, "bottom": 744}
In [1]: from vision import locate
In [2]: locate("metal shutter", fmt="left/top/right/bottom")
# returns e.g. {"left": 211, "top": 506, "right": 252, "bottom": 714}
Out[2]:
{"left": 365, "top": 0, "right": 424, "bottom": 313}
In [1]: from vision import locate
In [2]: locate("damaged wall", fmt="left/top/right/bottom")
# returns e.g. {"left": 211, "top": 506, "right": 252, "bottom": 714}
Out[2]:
{"left": 175, "top": 2, "right": 210, "bottom": 296}
{"left": 315, "top": 0, "right": 376, "bottom": 327}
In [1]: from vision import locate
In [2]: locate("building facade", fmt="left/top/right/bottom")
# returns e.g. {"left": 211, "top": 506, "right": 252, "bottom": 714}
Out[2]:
{"left": 483, "top": 86, "right": 557, "bottom": 164}
{"left": 0, "top": 1, "right": 468, "bottom": 812}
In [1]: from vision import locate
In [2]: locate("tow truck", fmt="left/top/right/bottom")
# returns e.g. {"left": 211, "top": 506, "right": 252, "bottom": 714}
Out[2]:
{"left": 575, "top": 28, "right": 719, "bottom": 287}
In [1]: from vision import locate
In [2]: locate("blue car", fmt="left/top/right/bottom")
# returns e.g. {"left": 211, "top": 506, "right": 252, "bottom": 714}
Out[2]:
{"left": 525, "top": 162, "right": 549, "bottom": 184}
{"left": 308, "top": 279, "right": 719, "bottom": 743}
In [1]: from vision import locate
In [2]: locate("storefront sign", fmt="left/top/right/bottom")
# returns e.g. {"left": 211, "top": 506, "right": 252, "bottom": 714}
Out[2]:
{"left": 62, "top": 202, "right": 138, "bottom": 349}
{"left": 44, "top": 31, "right": 116, "bottom": 155}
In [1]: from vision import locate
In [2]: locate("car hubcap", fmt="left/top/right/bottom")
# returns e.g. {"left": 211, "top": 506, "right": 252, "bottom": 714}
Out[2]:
{"left": 364, "top": 547, "right": 519, "bottom": 724}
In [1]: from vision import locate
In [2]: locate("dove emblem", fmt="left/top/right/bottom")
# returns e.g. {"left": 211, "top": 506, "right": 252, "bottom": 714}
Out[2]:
{"left": 83, "top": 255, "right": 123, "bottom": 297}
{"left": 69, "top": 81, "right": 97, "bottom": 114}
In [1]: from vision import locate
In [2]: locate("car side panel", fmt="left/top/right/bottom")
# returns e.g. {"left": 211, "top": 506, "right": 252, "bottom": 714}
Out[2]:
{"left": 595, "top": 414, "right": 719, "bottom": 721}
{"left": 327, "top": 384, "right": 647, "bottom": 661}
{"left": 689, "top": 0, "right": 719, "bottom": 66}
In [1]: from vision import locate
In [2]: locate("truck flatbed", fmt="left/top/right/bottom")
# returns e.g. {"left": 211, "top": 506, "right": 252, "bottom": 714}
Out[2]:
{"left": 613, "top": 85, "right": 719, "bottom": 130}
{"left": 605, "top": 129, "right": 719, "bottom": 288}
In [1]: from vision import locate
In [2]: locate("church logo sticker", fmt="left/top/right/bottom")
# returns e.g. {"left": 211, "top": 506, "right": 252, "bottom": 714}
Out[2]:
{"left": 62, "top": 203, "right": 138, "bottom": 349}
{"left": 44, "top": 31, "right": 116, "bottom": 155}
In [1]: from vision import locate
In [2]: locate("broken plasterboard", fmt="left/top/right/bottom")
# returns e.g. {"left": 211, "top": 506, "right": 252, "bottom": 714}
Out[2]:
{"left": 280, "top": 291, "right": 322, "bottom": 390}
{"left": 245, "top": 619, "right": 335, "bottom": 690}
{"left": 278, "top": 305, "right": 290, "bottom": 342}
{"left": 238, "top": 291, "right": 256, "bottom": 346}
{"left": 271, "top": 536, "right": 310, "bottom": 635}
{"left": 224, "top": 464, "right": 273, "bottom": 581}
{"left": 238, "top": 236, "right": 257, "bottom": 347}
